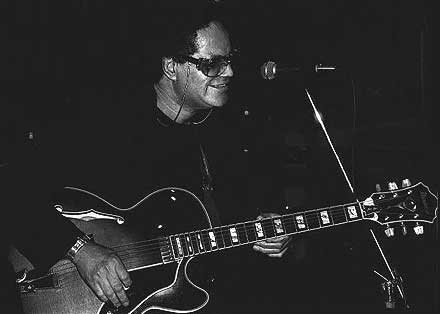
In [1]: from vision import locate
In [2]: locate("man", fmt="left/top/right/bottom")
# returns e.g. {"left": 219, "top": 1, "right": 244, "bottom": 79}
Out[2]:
{"left": 2, "top": 2, "right": 291, "bottom": 313}
{"left": 145, "top": 9, "right": 292, "bottom": 312}
{"left": 153, "top": 16, "right": 290, "bottom": 257}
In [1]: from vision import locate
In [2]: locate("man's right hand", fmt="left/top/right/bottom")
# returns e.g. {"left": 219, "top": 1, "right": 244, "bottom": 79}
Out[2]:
{"left": 72, "top": 242, "right": 132, "bottom": 308}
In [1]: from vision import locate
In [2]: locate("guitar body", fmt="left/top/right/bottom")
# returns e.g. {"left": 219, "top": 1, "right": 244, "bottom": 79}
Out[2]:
{"left": 11, "top": 187, "right": 213, "bottom": 314}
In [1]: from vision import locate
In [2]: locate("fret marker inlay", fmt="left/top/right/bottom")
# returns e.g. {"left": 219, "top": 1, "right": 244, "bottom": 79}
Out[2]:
{"left": 208, "top": 231, "right": 217, "bottom": 248}
{"left": 229, "top": 227, "right": 239, "bottom": 243}
{"left": 186, "top": 235, "right": 192, "bottom": 254}
{"left": 320, "top": 211, "right": 330, "bottom": 225}
{"left": 196, "top": 233, "right": 204, "bottom": 250}
{"left": 274, "top": 219, "right": 284, "bottom": 234}
{"left": 295, "top": 215, "right": 306, "bottom": 229}
{"left": 176, "top": 237, "right": 183, "bottom": 256}
{"left": 255, "top": 222, "right": 265, "bottom": 238}
{"left": 347, "top": 206, "right": 358, "bottom": 219}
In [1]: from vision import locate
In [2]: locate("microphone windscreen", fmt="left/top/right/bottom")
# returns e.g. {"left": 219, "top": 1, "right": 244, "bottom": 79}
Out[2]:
{"left": 260, "top": 61, "right": 276, "bottom": 80}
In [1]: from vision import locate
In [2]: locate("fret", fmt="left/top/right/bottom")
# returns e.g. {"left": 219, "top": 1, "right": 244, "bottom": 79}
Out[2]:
{"left": 208, "top": 231, "right": 218, "bottom": 250}
{"left": 236, "top": 223, "right": 248, "bottom": 244}
{"left": 200, "top": 230, "right": 212, "bottom": 252}
{"left": 331, "top": 206, "right": 348, "bottom": 224}
{"left": 189, "top": 232, "right": 199, "bottom": 255}
{"left": 294, "top": 214, "right": 308, "bottom": 231}
{"left": 184, "top": 233, "right": 194, "bottom": 255}
{"left": 318, "top": 209, "right": 333, "bottom": 227}
{"left": 227, "top": 225, "right": 240, "bottom": 245}
{"left": 213, "top": 228, "right": 225, "bottom": 249}
{"left": 346, "top": 204, "right": 361, "bottom": 221}
{"left": 172, "top": 235, "right": 185, "bottom": 258}
{"left": 178, "top": 234, "right": 189, "bottom": 256}
{"left": 283, "top": 214, "right": 296, "bottom": 234}
{"left": 244, "top": 222, "right": 257, "bottom": 242}
{"left": 222, "top": 226, "right": 233, "bottom": 247}
{"left": 254, "top": 221, "right": 266, "bottom": 240}
{"left": 169, "top": 236, "right": 178, "bottom": 259}
{"left": 273, "top": 217, "right": 286, "bottom": 235}
{"left": 305, "top": 211, "right": 320, "bottom": 230}
{"left": 195, "top": 232, "right": 205, "bottom": 252}
{"left": 261, "top": 219, "right": 275, "bottom": 238}
{"left": 163, "top": 237, "right": 175, "bottom": 262}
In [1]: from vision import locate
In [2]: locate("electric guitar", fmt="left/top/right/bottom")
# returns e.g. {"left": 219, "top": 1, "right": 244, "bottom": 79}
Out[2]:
{"left": 10, "top": 182, "right": 437, "bottom": 314}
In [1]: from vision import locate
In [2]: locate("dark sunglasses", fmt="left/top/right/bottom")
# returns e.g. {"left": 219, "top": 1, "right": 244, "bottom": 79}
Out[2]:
{"left": 175, "top": 51, "right": 238, "bottom": 77}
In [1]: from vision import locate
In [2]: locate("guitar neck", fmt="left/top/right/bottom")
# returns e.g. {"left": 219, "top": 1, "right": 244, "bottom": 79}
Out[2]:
{"left": 45, "top": 181, "right": 437, "bottom": 277}
{"left": 166, "top": 201, "right": 364, "bottom": 261}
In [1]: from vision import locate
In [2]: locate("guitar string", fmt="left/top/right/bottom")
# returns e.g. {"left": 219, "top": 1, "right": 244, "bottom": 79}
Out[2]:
{"left": 52, "top": 189, "right": 412, "bottom": 275}
{"left": 41, "top": 189, "right": 425, "bottom": 286}
{"left": 53, "top": 199, "right": 366, "bottom": 272}
{"left": 49, "top": 207, "right": 360, "bottom": 278}
{"left": 39, "top": 193, "right": 424, "bottom": 286}
{"left": 54, "top": 212, "right": 354, "bottom": 287}
{"left": 49, "top": 203, "right": 361, "bottom": 276}
{"left": 52, "top": 217, "right": 367, "bottom": 288}
{"left": 53, "top": 207, "right": 352, "bottom": 267}
{"left": 58, "top": 206, "right": 354, "bottom": 261}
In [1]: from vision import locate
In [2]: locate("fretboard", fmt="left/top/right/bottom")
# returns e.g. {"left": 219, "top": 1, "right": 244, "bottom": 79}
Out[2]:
{"left": 165, "top": 201, "right": 363, "bottom": 262}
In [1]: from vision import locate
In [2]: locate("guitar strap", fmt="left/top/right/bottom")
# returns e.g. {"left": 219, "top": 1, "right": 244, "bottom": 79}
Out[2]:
{"left": 199, "top": 144, "right": 221, "bottom": 227}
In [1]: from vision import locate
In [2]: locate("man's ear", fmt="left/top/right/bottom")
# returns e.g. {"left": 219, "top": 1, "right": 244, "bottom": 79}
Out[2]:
{"left": 162, "top": 57, "right": 178, "bottom": 81}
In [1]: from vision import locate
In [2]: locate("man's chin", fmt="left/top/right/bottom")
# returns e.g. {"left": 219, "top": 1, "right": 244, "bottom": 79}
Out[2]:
{"left": 208, "top": 96, "right": 228, "bottom": 108}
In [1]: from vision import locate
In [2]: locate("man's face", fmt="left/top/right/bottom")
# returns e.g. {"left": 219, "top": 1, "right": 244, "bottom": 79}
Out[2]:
{"left": 175, "top": 21, "right": 233, "bottom": 111}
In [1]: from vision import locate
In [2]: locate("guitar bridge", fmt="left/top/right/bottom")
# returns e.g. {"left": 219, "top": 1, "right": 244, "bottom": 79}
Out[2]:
{"left": 16, "top": 268, "right": 59, "bottom": 293}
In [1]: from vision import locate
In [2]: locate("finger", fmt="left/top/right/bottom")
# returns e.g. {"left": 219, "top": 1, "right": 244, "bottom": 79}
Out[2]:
{"left": 109, "top": 276, "right": 129, "bottom": 307}
{"left": 107, "top": 265, "right": 130, "bottom": 307}
{"left": 256, "top": 213, "right": 279, "bottom": 220}
{"left": 254, "top": 237, "right": 290, "bottom": 250}
{"left": 253, "top": 243, "right": 284, "bottom": 254}
{"left": 267, "top": 246, "right": 289, "bottom": 258}
{"left": 100, "top": 275, "right": 121, "bottom": 308}
{"left": 264, "top": 236, "right": 290, "bottom": 243}
{"left": 115, "top": 259, "right": 132, "bottom": 289}
{"left": 92, "top": 283, "right": 109, "bottom": 304}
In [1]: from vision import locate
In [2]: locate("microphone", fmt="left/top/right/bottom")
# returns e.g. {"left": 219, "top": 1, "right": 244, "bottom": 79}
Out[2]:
{"left": 260, "top": 61, "right": 337, "bottom": 80}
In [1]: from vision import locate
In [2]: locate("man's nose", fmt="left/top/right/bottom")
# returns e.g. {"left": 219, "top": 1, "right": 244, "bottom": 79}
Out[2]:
{"left": 222, "top": 63, "right": 233, "bottom": 77}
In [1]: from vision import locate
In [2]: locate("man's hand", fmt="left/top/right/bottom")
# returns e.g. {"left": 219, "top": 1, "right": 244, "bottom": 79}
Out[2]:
{"left": 252, "top": 213, "right": 291, "bottom": 258}
{"left": 73, "top": 242, "right": 132, "bottom": 308}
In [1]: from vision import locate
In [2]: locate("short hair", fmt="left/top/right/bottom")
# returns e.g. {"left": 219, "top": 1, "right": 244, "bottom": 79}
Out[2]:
{"left": 144, "top": 1, "right": 229, "bottom": 81}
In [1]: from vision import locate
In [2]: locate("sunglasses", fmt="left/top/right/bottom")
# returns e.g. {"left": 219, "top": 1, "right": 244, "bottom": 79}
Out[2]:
{"left": 175, "top": 51, "right": 238, "bottom": 77}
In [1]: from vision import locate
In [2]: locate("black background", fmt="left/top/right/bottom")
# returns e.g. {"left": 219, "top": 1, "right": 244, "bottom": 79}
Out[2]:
{"left": 1, "top": 0, "right": 437, "bottom": 313}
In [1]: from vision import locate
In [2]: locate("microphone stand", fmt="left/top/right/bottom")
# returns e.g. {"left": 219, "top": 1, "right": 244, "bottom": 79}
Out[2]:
{"left": 304, "top": 89, "right": 410, "bottom": 311}
{"left": 370, "top": 230, "right": 410, "bottom": 311}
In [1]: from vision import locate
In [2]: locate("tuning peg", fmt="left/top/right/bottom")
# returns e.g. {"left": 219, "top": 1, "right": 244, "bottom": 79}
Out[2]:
{"left": 375, "top": 183, "right": 382, "bottom": 192}
{"left": 413, "top": 222, "right": 424, "bottom": 235}
{"left": 384, "top": 224, "right": 395, "bottom": 237}
{"left": 388, "top": 182, "right": 398, "bottom": 190}
{"left": 401, "top": 178, "right": 412, "bottom": 188}
{"left": 400, "top": 222, "right": 408, "bottom": 236}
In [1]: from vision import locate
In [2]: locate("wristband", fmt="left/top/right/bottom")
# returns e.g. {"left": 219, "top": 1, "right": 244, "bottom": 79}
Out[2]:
{"left": 66, "top": 234, "right": 93, "bottom": 261}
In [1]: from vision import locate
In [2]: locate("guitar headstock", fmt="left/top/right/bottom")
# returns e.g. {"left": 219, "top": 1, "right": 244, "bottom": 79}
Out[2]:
{"left": 363, "top": 180, "right": 438, "bottom": 235}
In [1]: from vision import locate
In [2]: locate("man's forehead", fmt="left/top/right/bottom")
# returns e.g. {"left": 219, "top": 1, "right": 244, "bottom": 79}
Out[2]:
{"left": 194, "top": 21, "right": 231, "bottom": 57}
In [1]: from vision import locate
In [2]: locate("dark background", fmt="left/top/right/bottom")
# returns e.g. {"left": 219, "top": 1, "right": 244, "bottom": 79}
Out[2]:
{"left": 1, "top": 0, "right": 437, "bottom": 312}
